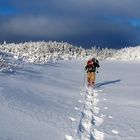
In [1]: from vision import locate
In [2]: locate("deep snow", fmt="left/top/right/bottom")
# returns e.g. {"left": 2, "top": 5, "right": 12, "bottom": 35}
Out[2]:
{"left": 0, "top": 59, "right": 140, "bottom": 140}
{"left": 97, "top": 60, "right": 140, "bottom": 140}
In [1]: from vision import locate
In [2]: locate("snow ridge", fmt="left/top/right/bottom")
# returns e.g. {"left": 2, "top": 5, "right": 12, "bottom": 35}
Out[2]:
{"left": 78, "top": 87, "right": 104, "bottom": 140}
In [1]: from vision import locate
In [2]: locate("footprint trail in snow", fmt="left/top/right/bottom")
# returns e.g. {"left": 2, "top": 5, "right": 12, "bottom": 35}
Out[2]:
{"left": 65, "top": 86, "right": 105, "bottom": 140}
{"left": 78, "top": 86, "right": 104, "bottom": 140}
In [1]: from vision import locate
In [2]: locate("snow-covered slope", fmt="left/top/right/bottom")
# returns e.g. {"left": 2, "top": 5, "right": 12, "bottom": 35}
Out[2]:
{"left": 0, "top": 59, "right": 84, "bottom": 140}
{"left": 97, "top": 60, "right": 140, "bottom": 140}
{"left": 0, "top": 54, "right": 140, "bottom": 140}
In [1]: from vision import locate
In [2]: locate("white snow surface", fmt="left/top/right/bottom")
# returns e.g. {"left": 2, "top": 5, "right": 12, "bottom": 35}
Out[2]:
{"left": 0, "top": 54, "right": 140, "bottom": 140}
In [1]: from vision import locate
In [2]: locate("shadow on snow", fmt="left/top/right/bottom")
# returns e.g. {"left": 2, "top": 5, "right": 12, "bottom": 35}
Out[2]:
{"left": 95, "top": 79, "right": 121, "bottom": 88}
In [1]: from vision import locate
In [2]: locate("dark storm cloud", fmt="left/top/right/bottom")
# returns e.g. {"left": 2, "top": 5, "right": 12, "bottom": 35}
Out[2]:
{"left": 0, "top": 0, "right": 140, "bottom": 48}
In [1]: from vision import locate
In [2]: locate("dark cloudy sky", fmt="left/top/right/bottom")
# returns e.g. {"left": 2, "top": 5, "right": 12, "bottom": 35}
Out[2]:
{"left": 0, "top": 0, "right": 140, "bottom": 48}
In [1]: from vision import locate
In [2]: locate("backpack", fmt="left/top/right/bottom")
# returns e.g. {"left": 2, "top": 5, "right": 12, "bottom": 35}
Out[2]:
{"left": 87, "top": 59, "right": 94, "bottom": 66}
{"left": 92, "top": 57, "right": 99, "bottom": 64}
{"left": 87, "top": 58, "right": 99, "bottom": 67}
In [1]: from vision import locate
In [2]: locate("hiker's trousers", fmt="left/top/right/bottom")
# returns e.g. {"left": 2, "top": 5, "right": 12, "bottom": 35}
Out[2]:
{"left": 87, "top": 72, "right": 96, "bottom": 86}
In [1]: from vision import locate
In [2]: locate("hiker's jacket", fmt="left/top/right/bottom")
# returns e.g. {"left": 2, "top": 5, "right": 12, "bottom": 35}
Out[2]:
{"left": 85, "top": 60, "right": 100, "bottom": 73}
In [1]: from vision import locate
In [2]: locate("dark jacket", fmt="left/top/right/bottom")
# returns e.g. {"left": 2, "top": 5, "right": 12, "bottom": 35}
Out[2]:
{"left": 85, "top": 60, "right": 100, "bottom": 73}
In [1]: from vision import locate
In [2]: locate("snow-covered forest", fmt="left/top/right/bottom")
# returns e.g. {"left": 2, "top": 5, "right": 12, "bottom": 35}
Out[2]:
{"left": 0, "top": 41, "right": 140, "bottom": 64}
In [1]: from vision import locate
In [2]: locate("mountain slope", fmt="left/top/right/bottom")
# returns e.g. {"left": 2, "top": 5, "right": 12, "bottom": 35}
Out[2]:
{"left": 0, "top": 59, "right": 140, "bottom": 140}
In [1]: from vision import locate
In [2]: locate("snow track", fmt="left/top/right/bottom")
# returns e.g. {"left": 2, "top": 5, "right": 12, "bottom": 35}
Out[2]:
{"left": 79, "top": 87, "right": 104, "bottom": 140}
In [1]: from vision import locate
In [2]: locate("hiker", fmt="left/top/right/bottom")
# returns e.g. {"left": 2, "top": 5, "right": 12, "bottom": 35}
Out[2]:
{"left": 85, "top": 57, "right": 100, "bottom": 87}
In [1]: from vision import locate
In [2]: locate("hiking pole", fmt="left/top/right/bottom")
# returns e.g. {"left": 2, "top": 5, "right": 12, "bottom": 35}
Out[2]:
{"left": 80, "top": 71, "right": 86, "bottom": 95}
{"left": 82, "top": 71, "right": 86, "bottom": 87}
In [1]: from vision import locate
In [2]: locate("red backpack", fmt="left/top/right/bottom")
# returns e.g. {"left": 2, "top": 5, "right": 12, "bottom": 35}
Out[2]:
{"left": 87, "top": 59, "right": 94, "bottom": 66}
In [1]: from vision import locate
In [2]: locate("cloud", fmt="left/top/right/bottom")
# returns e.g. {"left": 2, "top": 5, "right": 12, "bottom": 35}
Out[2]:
{"left": 7, "top": 0, "right": 140, "bottom": 18}
{"left": 0, "top": 0, "right": 140, "bottom": 48}
{"left": 0, "top": 16, "right": 85, "bottom": 37}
